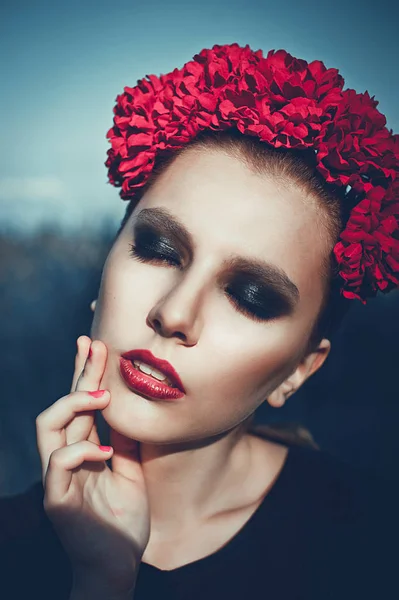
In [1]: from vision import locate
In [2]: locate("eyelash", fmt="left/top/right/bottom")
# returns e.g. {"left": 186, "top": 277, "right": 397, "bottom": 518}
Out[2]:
{"left": 129, "top": 242, "right": 182, "bottom": 268}
{"left": 128, "top": 242, "right": 276, "bottom": 323}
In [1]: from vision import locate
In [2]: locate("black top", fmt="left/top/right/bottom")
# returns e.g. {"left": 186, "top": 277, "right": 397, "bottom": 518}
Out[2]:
{"left": 1, "top": 444, "right": 397, "bottom": 599}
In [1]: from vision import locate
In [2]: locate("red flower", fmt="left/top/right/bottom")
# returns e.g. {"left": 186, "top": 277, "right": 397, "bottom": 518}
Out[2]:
{"left": 333, "top": 184, "right": 399, "bottom": 301}
{"left": 105, "top": 43, "right": 399, "bottom": 302}
{"left": 316, "top": 90, "right": 398, "bottom": 188}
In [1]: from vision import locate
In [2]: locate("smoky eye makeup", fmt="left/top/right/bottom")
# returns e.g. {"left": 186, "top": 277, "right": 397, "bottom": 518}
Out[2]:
{"left": 129, "top": 214, "right": 297, "bottom": 322}
{"left": 129, "top": 223, "right": 183, "bottom": 265}
{"left": 225, "top": 276, "right": 293, "bottom": 320}
{"left": 132, "top": 210, "right": 192, "bottom": 258}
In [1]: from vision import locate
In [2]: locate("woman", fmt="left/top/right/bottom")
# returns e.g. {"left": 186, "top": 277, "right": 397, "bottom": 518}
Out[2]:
{"left": 2, "top": 43, "right": 398, "bottom": 599}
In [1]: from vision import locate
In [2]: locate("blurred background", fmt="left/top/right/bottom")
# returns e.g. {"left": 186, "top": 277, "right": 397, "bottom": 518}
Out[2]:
{"left": 1, "top": 0, "right": 398, "bottom": 497}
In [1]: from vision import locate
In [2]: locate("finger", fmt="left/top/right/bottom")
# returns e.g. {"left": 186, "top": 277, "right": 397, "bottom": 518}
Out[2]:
{"left": 74, "top": 339, "right": 107, "bottom": 393}
{"left": 66, "top": 408, "right": 102, "bottom": 448}
{"left": 70, "top": 338, "right": 108, "bottom": 445}
{"left": 70, "top": 336, "right": 91, "bottom": 394}
{"left": 109, "top": 428, "right": 143, "bottom": 483}
{"left": 36, "top": 390, "right": 110, "bottom": 483}
{"left": 43, "top": 440, "right": 113, "bottom": 506}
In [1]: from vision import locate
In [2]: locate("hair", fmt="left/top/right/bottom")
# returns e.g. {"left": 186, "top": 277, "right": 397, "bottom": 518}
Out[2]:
{"left": 115, "top": 129, "right": 353, "bottom": 355}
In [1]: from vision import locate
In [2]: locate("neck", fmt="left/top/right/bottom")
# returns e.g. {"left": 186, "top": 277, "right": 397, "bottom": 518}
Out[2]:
{"left": 137, "top": 422, "right": 252, "bottom": 537}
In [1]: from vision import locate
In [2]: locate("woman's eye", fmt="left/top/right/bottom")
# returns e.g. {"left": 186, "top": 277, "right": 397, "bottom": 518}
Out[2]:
{"left": 129, "top": 243, "right": 181, "bottom": 267}
{"left": 226, "top": 288, "right": 281, "bottom": 322}
{"left": 129, "top": 241, "right": 281, "bottom": 323}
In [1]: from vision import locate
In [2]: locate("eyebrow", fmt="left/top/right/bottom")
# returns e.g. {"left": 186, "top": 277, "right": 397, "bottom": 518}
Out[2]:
{"left": 134, "top": 207, "right": 300, "bottom": 309}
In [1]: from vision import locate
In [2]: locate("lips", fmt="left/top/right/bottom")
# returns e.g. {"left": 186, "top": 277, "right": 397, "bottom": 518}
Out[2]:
{"left": 120, "top": 349, "right": 186, "bottom": 393}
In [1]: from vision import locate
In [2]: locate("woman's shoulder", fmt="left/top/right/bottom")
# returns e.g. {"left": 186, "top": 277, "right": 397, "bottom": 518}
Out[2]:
{"left": 251, "top": 432, "right": 398, "bottom": 597}
{"left": 0, "top": 481, "right": 73, "bottom": 600}
{"left": 251, "top": 425, "right": 398, "bottom": 525}
{"left": 286, "top": 439, "right": 398, "bottom": 508}
{"left": 0, "top": 480, "right": 46, "bottom": 544}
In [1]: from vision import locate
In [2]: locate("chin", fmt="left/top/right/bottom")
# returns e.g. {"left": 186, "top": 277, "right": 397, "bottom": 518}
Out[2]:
{"left": 99, "top": 393, "right": 176, "bottom": 444}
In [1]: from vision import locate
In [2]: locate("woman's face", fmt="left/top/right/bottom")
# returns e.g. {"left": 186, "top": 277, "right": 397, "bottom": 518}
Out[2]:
{"left": 91, "top": 148, "right": 329, "bottom": 444}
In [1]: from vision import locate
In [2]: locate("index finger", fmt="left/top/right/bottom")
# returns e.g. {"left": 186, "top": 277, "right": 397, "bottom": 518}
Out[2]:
{"left": 70, "top": 336, "right": 91, "bottom": 393}
{"left": 67, "top": 336, "right": 107, "bottom": 446}
{"left": 74, "top": 339, "right": 108, "bottom": 393}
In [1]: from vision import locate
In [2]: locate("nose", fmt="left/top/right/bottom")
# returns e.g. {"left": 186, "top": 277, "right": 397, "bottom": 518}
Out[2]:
{"left": 146, "top": 270, "right": 207, "bottom": 346}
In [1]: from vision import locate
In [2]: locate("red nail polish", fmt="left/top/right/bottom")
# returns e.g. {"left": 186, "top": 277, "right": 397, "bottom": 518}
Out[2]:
{"left": 99, "top": 446, "right": 112, "bottom": 452}
{"left": 88, "top": 390, "right": 106, "bottom": 398}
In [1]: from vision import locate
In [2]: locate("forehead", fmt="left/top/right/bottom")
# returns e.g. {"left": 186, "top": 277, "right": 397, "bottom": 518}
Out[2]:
{"left": 138, "top": 148, "right": 329, "bottom": 315}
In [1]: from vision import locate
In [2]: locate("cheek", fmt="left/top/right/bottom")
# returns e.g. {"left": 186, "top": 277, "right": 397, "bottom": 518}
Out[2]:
{"left": 102, "top": 247, "right": 141, "bottom": 306}
{"left": 204, "top": 320, "right": 303, "bottom": 403}
{"left": 93, "top": 252, "right": 165, "bottom": 345}
{"left": 91, "top": 254, "right": 135, "bottom": 337}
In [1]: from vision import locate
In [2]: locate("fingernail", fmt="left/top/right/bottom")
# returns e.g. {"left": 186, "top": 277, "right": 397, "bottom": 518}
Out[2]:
{"left": 99, "top": 445, "right": 112, "bottom": 452}
{"left": 88, "top": 390, "right": 107, "bottom": 398}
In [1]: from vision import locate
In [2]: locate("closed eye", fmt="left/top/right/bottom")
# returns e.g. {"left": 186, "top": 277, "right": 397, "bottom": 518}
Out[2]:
{"left": 225, "top": 286, "right": 285, "bottom": 322}
{"left": 129, "top": 242, "right": 284, "bottom": 323}
{"left": 129, "top": 242, "right": 182, "bottom": 268}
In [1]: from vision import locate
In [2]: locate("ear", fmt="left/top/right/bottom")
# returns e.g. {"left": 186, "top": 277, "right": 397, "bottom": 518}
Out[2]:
{"left": 267, "top": 338, "right": 331, "bottom": 408}
{"left": 90, "top": 299, "right": 97, "bottom": 312}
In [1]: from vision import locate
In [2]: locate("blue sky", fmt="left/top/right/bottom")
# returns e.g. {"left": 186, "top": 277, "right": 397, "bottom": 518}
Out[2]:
{"left": 1, "top": 0, "right": 398, "bottom": 232}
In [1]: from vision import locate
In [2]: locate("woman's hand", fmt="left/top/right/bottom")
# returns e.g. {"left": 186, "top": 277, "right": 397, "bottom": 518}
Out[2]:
{"left": 36, "top": 336, "right": 151, "bottom": 595}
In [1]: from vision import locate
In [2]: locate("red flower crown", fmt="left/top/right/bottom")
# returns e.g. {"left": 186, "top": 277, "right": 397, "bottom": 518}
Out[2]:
{"left": 105, "top": 43, "right": 399, "bottom": 303}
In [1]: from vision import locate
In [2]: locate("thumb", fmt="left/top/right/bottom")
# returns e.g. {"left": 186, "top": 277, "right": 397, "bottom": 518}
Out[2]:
{"left": 109, "top": 428, "right": 143, "bottom": 482}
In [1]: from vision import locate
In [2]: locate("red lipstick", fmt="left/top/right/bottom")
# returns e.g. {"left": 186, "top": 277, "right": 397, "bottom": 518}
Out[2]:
{"left": 119, "top": 349, "right": 185, "bottom": 401}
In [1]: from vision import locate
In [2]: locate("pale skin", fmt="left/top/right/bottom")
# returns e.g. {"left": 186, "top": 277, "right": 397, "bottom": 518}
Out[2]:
{"left": 36, "top": 147, "right": 332, "bottom": 595}
{"left": 36, "top": 338, "right": 150, "bottom": 598}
